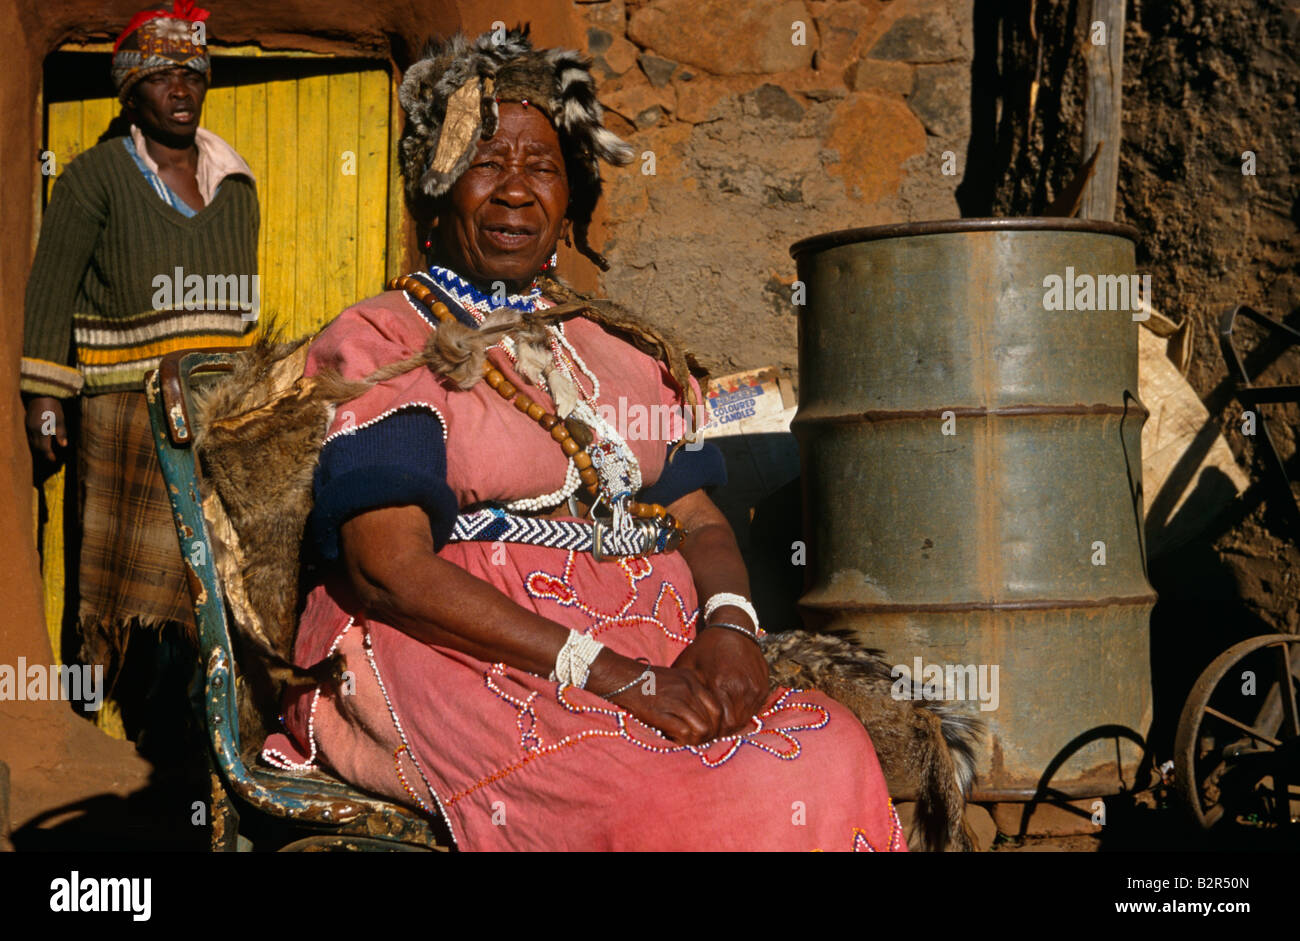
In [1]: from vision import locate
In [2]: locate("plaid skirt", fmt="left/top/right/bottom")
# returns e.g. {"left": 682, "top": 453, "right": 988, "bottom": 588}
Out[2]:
{"left": 76, "top": 390, "right": 195, "bottom": 670}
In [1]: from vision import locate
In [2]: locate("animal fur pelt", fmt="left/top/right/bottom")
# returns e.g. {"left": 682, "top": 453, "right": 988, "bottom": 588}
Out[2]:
{"left": 763, "top": 630, "right": 984, "bottom": 852}
{"left": 190, "top": 330, "right": 370, "bottom": 754}
{"left": 398, "top": 25, "right": 634, "bottom": 202}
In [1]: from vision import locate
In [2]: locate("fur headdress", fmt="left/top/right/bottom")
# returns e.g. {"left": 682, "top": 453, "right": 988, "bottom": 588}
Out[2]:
{"left": 398, "top": 24, "right": 634, "bottom": 268}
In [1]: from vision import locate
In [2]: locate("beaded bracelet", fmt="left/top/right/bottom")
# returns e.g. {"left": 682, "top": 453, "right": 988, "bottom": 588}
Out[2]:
{"left": 702, "top": 592, "right": 763, "bottom": 637}
{"left": 550, "top": 629, "right": 605, "bottom": 689}
{"left": 601, "top": 658, "right": 653, "bottom": 699}
{"left": 701, "top": 621, "right": 763, "bottom": 646}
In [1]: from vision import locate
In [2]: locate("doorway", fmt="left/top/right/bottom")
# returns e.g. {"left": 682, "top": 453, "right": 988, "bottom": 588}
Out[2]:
{"left": 35, "top": 45, "right": 403, "bottom": 737}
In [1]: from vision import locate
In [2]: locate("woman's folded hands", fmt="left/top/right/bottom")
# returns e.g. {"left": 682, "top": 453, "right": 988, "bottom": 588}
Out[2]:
{"left": 672, "top": 628, "right": 771, "bottom": 738}
{"left": 593, "top": 656, "right": 726, "bottom": 745}
{"left": 588, "top": 634, "right": 769, "bottom": 746}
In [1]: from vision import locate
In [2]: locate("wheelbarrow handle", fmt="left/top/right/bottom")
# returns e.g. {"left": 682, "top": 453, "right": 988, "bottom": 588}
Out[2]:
{"left": 1218, "top": 304, "right": 1300, "bottom": 389}
{"left": 1215, "top": 304, "right": 1300, "bottom": 530}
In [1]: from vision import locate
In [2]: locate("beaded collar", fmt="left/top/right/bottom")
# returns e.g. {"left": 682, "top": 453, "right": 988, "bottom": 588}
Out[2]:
{"left": 424, "top": 263, "right": 545, "bottom": 320}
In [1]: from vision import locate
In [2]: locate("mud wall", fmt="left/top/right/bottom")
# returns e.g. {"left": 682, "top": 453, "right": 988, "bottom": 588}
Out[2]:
{"left": 1122, "top": 0, "right": 1300, "bottom": 639}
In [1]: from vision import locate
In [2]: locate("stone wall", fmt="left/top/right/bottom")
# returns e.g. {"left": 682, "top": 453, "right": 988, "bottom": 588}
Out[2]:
{"left": 575, "top": 0, "right": 974, "bottom": 383}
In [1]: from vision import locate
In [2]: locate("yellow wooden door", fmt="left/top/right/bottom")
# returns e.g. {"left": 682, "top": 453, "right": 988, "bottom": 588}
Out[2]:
{"left": 38, "top": 48, "right": 399, "bottom": 737}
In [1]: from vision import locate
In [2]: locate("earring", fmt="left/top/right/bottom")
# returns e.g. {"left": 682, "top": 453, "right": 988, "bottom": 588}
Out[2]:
{"left": 541, "top": 250, "right": 558, "bottom": 272}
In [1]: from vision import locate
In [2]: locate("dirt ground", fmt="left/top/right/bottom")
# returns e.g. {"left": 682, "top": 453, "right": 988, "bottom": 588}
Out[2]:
{"left": 11, "top": 747, "right": 1289, "bottom": 852}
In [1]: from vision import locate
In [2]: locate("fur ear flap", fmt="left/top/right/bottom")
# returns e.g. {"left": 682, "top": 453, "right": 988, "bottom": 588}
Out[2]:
{"left": 475, "top": 24, "right": 533, "bottom": 61}
{"left": 397, "top": 57, "right": 440, "bottom": 121}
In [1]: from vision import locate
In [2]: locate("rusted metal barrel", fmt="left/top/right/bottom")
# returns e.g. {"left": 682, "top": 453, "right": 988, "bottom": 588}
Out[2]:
{"left": 790, "top": 219, "right": 1154, "bottom": 814}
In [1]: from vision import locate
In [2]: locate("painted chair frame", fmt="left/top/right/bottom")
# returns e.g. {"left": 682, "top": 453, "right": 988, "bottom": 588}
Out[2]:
{"left": 145, "top": 349, "right": 451, "bottom": 852}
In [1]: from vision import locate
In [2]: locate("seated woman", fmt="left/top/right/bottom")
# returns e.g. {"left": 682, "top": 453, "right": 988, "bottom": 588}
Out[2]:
{"left": 260, "top": 27, "right": 904, "bottom": 851}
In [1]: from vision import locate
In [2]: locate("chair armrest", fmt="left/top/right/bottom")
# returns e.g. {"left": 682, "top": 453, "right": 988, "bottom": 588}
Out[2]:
{"left": 157, "top": 348, "right": 240, "bottom": 446}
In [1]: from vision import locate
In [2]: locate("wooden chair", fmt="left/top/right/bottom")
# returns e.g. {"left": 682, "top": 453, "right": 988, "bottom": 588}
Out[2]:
{"left": 145, "top": 349, "right": 451, "bottom": 852}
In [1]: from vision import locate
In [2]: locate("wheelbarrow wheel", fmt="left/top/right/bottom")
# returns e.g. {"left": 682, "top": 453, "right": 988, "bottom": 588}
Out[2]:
{"left": 1174, "top": 633, "right": 1300, "bottom": 830}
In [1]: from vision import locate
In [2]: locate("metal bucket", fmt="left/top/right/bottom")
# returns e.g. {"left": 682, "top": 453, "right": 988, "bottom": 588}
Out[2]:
{"left": 790, "top": 219, "right": 1154, "bottom": 806}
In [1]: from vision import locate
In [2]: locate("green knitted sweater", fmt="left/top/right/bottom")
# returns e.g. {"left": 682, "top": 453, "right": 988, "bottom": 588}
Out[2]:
{"left": 21, "top": 137, "right": 260, "bottom": 397}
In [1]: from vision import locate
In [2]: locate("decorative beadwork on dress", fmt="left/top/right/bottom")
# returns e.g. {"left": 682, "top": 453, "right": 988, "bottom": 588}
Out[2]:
{"left": 442, "top": 675, "right": 830, "bottom": 808}
{"left": 393, "top": 744, "right": 432, "bottom": 814}
{"left": 425, "top": 263, "right": 545, "bottom": 318}
{"left": 361, "top": 622, "right": 459, "bottom": 845}
{"left": 322, "top": 402, "right": 449, "bottom": 445}
{"left": 851, "top": 800, "right": 907, "bottom": 852}
{"left": 260, "top": 618, "right": 356, "bottom": 771}
{"left": 524, "top": 550, "right": 696, "bottom": 644}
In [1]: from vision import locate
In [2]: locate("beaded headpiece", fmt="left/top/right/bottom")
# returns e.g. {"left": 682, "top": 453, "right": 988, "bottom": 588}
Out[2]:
{"left": 112, "top": 0, "right": 212, "bottom": 103}
{"left": 398, "top": 24, "right": 634, "bottom": 269}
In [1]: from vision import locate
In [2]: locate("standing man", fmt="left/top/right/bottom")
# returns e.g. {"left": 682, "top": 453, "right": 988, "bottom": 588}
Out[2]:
{"left": 21, "top": 0, "right": 259, "bottom": 752}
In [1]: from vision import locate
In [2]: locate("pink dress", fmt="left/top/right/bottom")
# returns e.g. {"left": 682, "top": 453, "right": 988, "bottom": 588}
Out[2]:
{"left": 260, "top": 287, "right": 905, "bottom": 851}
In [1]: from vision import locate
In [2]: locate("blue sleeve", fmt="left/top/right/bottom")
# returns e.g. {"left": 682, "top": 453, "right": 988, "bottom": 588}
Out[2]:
{"left": 638, "top": 441, "right": 728, "bottom": 507}
{"left": 306, "top": 409, "right": 459, "bottom": 561}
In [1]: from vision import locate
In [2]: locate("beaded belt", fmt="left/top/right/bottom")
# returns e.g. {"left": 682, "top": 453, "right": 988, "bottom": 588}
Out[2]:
{"left": 449, "top": 507, "right": 679, "bottom": 560}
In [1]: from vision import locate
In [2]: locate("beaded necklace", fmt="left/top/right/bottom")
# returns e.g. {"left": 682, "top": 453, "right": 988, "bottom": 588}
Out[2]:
{"left": 389, "top": 275, "right": 684, "bottom": 544}
{"left": 420, "top": 269, "right": 640, "bottom": 509}
{"left": 424, "top": 264, "right": 545, "bottom": 317}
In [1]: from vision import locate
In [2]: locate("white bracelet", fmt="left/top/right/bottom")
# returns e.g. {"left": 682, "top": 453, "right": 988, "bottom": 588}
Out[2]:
{"left": 702, "top": 592, "right": 762, "bottom": 635}
{"left": 549, "top": 629, "right": 605, "bottom": 689}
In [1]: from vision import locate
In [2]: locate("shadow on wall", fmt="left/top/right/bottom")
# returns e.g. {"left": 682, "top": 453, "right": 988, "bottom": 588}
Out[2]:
{"left": 709, "top": 434, "right": 803, "bottom": 632}
{"left": 954, "top": 0, "right": 1086, "bottom": 216}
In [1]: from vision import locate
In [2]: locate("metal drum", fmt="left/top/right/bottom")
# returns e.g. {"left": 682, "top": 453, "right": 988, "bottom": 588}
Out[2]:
{"left": 790, "top": 219, "right": 1154, "bottom": 810}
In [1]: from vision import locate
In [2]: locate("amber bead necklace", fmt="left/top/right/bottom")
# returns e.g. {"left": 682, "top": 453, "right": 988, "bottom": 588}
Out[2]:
{"left": 388, "top": 275, "right": 684, "bottom": 536}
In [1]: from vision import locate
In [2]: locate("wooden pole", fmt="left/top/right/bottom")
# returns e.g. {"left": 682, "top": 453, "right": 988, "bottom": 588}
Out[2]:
{"left": 1080, "top": 0, "right": 1125, "bottom": 221}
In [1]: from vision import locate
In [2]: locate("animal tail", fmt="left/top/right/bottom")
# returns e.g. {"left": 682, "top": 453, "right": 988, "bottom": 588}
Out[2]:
{"left": 763, "top": 629, "right": 985, "bottom": 851}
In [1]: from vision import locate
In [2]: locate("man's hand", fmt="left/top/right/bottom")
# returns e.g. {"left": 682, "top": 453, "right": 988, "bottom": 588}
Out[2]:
{"left": 673, "top": 627, "right": 770, "bottom": 736}
{"left": 25, "top": 396, "right": 67, "bottom": 464}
